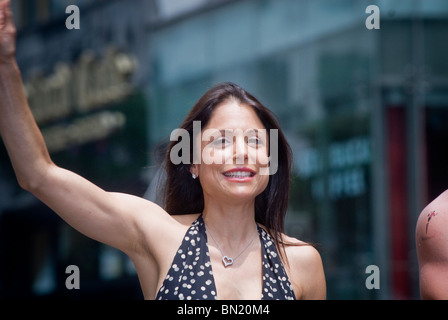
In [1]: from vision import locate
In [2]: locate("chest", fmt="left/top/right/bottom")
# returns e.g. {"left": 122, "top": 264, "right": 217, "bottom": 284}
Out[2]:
{"left": 153, "top": 220, "right": 296, "bottom": 300}
{"left": 208, "top": 243, "right": 263, "bottom": 299}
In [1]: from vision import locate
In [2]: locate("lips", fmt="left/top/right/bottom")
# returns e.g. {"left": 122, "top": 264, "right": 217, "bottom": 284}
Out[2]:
{"left": 222, "top": 168, "right": 256, "bottom": 181}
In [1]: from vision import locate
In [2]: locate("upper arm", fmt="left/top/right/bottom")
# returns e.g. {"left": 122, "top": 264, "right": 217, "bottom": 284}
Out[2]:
{"left": 29, "top": 163, "right": 172, "bottom": 256}
{"left": 416, "top": 191, "right": 448, "bottom": 299}
{"left": 419, "top": 261, "right": 448, "bottom": 299}
{"left": 286, "top": 244, "right": 326, "bottom": 300}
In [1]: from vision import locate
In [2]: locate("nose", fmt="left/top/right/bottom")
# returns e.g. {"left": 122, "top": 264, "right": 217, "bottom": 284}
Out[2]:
{"left": 234, "top": 134, "right": 247, "bottom": 165}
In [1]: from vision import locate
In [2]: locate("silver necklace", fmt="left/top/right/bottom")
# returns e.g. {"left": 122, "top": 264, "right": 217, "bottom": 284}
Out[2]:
{"left": 205, "top": 222, "right": 258, "bottom": 268}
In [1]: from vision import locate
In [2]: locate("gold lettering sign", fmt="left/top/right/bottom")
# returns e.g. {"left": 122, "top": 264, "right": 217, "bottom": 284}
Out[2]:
{"left": 23, "top": 47, "right": 137, "bottom": 153}
{"left": 24, "top": 47, "right": 137, "bottom": 125}
{"left": 42, "top": 111, "right": 126, "bottom": 153}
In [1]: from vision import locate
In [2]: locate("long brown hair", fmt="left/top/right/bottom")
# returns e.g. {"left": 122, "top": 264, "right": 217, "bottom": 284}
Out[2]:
{"left": 163, "top": 82, "right": 293, "bottom": 255}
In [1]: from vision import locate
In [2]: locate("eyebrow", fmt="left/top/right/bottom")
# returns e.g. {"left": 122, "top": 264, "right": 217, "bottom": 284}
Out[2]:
{"left": 216, "top": 129, "right": 264, "bottom": 136}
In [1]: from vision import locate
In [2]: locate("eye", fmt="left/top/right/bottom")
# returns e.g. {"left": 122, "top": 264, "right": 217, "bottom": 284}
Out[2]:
{"left": 247, "top": 136, "right": 262, "bottom": 147}
{"left": 212, "top": 137, "right": 232, "bottom": 147}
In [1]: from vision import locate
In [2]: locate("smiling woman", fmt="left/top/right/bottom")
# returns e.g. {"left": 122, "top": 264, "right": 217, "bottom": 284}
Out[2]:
{"left": 160, "top": 82, "right": 326, "bottom": 299}
{"left": 164, "top": 84, "right": 289, "bottom": 235}
{"left": 0, "top": 0, "right": 325, "bottom": 300}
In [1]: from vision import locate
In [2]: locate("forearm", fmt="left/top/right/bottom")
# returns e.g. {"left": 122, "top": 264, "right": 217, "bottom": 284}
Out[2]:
{"left": 0, "top": 60, "right": 53, "bottom": 190}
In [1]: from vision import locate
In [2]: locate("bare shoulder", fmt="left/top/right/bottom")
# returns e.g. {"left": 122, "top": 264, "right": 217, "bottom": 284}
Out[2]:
{"left": 283, "top": 235, "right": 323, "bottom": 272}
{"left": 416, "top": 189, "right": 448, "bottom": 299}
{"left": 416, "top": 189, "right": 448, "bottom": 247}
{"left": 282, "top": 234, "right": 326, "bottom": 300}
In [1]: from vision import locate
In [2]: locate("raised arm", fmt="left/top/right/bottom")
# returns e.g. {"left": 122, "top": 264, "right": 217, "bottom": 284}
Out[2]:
{"left": 0, "top": 1, "right": 52, "bottom": 191}
{"left": 416, "top": 190, "right": 448, "bottom": 299}
{"left": 0, "top": 0, "right": 171, "bottom": 257}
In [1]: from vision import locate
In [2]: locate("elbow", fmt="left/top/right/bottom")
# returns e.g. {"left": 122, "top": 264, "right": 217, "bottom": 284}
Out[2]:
{"left": 16, "top": 164, "right": 54, "bottom": 193}
{"left": 17, "top": 175, "right": 43, "bottom": 193}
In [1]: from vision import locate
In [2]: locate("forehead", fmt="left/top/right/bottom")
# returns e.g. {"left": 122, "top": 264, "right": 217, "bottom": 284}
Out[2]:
{"left": 204, "top": 99, "right": 265, "bottom": 131}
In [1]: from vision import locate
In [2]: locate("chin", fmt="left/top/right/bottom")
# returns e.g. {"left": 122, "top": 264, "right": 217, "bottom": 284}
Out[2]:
{"left": 223, "top": 184, "right": 264, "bottom": 201}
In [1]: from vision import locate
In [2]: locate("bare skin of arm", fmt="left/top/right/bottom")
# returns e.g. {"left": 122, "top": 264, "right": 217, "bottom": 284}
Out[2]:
{"left": 0, "top": 0, "right": 186, "bottom": 298}
{"left": 0, "top": 1, "right": 326, "bottom": 299}
{"left": 416, "top": 189, "right": 448, "bottom": 299}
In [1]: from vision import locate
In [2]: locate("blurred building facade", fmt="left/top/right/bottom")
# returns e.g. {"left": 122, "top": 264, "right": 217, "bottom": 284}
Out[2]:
{"left": 0, "top": 0, "right": 155, "bottom": 299}
{"left": 1, "top": 0, "right": 447, "bottom": 300}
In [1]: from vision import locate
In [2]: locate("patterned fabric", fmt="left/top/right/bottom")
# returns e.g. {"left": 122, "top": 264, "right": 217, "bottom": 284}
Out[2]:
{"left": 156, "top": 215, "right": 296, "bottom": 300}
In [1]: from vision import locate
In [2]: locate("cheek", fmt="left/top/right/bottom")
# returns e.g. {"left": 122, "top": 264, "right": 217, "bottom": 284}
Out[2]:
{"left": 197, "top": 164, "right": 227, "bottom": 195}
{"left": 248, "top": 146, "right": 269, "bottom": 167}
{"left": 198, "top": 164, "right": 216, "bottom": 180}
{"left": 257, "top": 173, "right": 270, "bottom": 191}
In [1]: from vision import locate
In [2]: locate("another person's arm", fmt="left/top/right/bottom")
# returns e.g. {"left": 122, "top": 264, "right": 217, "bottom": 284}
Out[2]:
{"left": 416, "top": 190, "right": 448, "bottom": 299}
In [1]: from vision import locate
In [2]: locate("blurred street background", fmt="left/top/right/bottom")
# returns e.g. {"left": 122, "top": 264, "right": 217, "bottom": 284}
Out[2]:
{"left": 1, "top": 0, "right": 448, "bottom": 300}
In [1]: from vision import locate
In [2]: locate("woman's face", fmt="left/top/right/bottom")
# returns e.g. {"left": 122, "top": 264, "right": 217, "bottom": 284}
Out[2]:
{"left": 192, "top": 99, "right": 270, "bottom": 205}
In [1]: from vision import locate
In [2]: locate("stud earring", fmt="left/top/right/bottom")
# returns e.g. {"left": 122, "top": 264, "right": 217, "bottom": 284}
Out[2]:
{"left": 192, "top": 173, "right": 197, "bottom": 179}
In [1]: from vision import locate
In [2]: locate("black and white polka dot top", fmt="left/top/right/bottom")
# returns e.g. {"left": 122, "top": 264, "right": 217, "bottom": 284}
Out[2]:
{"left": 155, "top": 215, "right": 296, "bottom": 300}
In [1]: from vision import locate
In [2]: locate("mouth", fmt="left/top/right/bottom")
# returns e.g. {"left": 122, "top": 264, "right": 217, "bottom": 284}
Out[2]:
{"left": 222, "top": 168, "right": 256, "bottom": 182}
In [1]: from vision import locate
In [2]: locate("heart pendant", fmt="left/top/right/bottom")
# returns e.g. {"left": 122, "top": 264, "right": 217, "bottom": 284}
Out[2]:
{"left": 222, "top": 256, "right": 234, "bottom": 267}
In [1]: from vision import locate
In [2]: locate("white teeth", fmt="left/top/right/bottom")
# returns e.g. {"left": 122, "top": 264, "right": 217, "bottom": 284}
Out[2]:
{"left": 224, "top": 171, "right": 253, "bottom": 178}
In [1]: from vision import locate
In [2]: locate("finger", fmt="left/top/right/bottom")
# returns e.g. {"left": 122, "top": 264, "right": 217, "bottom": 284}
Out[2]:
{"left": 2, "top": 0, "right": 11, "bottom": 10}
{"left": 3, "top": 0, "right": 15, "bottom": 33}
{"left": 4, "top": 0, "right": 13, "bottom": 25}
{"left": 0, "top": 1, "right": 5, "bottom": 29}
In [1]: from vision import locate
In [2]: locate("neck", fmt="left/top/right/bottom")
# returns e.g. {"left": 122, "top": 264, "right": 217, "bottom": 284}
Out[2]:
{"left": 202, "top": 198, "right": 258, "bottom": 250}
